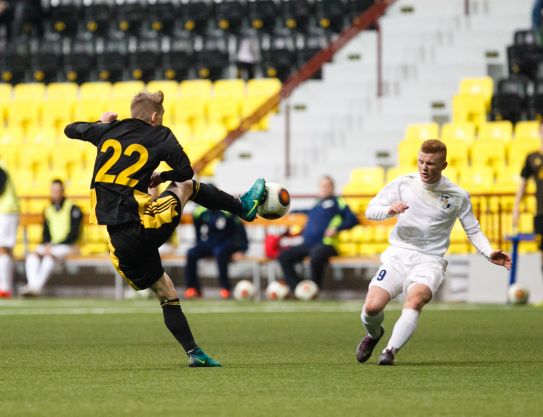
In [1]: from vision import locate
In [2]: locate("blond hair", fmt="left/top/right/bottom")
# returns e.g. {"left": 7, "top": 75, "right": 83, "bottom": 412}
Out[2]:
{"left": 130, "top": 90, "right": 164, "bottom": 123}
{"left": 421, "top": 139, "right": 447, "bottom": 160}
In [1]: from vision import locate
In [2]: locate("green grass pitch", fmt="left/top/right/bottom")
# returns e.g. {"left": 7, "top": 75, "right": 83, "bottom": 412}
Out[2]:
{"left": 1, "top": 299, "right": 542, "bottom": 417}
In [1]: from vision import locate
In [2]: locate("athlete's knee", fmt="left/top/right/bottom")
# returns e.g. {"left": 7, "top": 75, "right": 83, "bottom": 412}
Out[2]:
{"left": 363, "top": 301, "right": 384, "bottom": 316}
{"left": 405, "top": 293, "right": 431, "bottom": 311}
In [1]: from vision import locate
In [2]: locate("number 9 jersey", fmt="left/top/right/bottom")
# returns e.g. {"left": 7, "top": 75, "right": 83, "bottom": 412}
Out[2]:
{"left": 64, "top": 119, "right": 194, "bottom": 225}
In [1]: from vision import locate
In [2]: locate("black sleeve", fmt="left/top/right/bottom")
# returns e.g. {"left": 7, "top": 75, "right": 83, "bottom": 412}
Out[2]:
{"left": 42, "top": 214, "right": 51, "bottom": 244}
{"left": 520, "top": 154, "right": 533, "bottom": 179}
{"left": 59, "top": 205, "right": 83, "bottom": 245}
{"left": 64, "top": 121, "right": 112, "bottom": 145}
{"left": 0, "top": 168, "right": 6, "bottom": 194}
{"left": 159, "top": 130, "right": 195, "bottom": 182}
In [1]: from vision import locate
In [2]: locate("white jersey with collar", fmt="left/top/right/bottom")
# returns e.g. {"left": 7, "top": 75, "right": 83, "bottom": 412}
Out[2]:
{"left": 366, "top": 173, "right": 493, "bottom": 257}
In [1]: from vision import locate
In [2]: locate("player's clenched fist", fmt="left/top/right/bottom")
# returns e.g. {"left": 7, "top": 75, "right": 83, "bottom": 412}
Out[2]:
{"left": 100, "top": 112, "right": 118, "bottom": 123}
{"left": 388, "top": 201, "right": 409, "bottom": 216}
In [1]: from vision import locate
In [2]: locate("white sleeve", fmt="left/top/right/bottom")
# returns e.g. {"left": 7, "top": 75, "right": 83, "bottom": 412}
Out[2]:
{"left": 365, "top": 179, "right": 401, "bottom": 221}
{"left": 458, "top": 192, "right": 493, "bottom": 257}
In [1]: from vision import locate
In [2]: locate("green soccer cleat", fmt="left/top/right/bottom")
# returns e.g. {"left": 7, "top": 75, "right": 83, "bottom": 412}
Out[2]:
{"left": 188, "top": 347, "right": 222, "bottom": 368}
{"left": 239, "top": 178, "right": 266, "bottom": 222}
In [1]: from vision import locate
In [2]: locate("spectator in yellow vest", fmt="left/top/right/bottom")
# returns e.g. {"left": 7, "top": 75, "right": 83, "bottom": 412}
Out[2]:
{"left": 0, "top": 165, "right": 19, "bottom": 298}
{"left": 20, "top": 179, "right": 83, "bottom": 297}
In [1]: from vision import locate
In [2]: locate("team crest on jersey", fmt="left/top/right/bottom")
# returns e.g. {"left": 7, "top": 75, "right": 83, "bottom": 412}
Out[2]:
{"left": 440, "top": 194, "right": 452, "bottom": 209}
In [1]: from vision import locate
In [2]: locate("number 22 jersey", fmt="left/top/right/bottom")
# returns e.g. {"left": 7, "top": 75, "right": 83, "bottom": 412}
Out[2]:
{"left": 65, "top": 118, "right": 194, "bottom": 225}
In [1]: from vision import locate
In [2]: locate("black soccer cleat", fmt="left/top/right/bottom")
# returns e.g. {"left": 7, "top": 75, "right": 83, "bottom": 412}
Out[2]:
{"left": 356, "top": 326, "right": 385, "bottom": 363}
{"left": 378, "top": 348, "right": 395, "bottom": 366}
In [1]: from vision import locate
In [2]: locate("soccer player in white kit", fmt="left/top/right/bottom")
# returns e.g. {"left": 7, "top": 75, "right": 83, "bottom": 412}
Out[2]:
{"left": 356, "top": 139, "right": 512, "bottom": 365}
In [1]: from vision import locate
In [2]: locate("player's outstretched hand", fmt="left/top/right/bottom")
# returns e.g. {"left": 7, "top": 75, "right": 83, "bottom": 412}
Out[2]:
{"left": 100, "top": 112, "right": 118, "bottom": 123}
{"left": 388, "top": 201, "right": 409, "bottom": 216}
{"left": 149, "top": 171, "right": 164, "bottom": 189}
{"left": 489, "top": 250, "right": 512, "bottom": 270}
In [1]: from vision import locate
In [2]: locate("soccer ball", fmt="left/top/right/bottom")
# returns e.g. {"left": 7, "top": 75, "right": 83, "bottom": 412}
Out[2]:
{"left": 258, "top": 182, "right": 290, "bottom": 220}
{"left": 507, "top": 283, "right": 529, "bottom": 305}
{"left": 265, "top": 280, "right": 290, "bottom": 300}
{"left": 233, "top": 280, "right": 255, "bottom": 301}
{"left": 294, "top": 280, "right": 319, "bottom": 301}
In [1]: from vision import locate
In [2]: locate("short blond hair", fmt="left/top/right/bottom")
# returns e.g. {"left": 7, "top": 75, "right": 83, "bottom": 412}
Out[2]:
{"left": 130, "top": 90, "right": 164, "bottom": 123}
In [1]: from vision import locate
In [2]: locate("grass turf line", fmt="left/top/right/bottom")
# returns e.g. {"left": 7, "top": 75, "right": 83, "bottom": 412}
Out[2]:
{"left": 0, "top": 300, "right": 541, "bottom": 417}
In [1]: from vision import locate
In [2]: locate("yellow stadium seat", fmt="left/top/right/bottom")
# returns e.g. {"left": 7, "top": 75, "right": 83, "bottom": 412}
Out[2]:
{"left": 494, "top": 166, "right": 522, "bottom": 194}
{"left": 108, "top": 97, "right": 132, "bottom": 119}
{"left": 404, "top": 122, "right": 439, "bottom": 141}
{"left": 18, "top": 145, "right": 51, "bottom": 176}
{"left": 397, "top": 139, "right": 420, "bottom": 168}
{"left": 385, "top": 165, "right": 415, "bottom": 182}
{"left": 341, "top": 182, "right": 370, "bottom": 213}
{"left": 51, "top": 146, "right": 86, "bottom": 176}
{"left": 46, "top": 82, "right": 78, "bottom": 101}
{"left": 184, "top": 140, "right": 215, "bottom": 161}
{"left": 13, "top": 83, "right": 46, "bottom": 101}
{"left": 458, "top": 76, "right": 494, "bottom": 111}
{"left": 7, "top": 101, "right": 40, "bottom": 131}
{"left": 247, "top": 78, "right": 281, "bottom": 97}
{"left": 348, "top": 167, "right": 385, "bottom": 192}
{"left": 193, "top": 122, "right": 227, "bottom": 144}
{"left": 41, "top": 100, "right": 74, "bottom": 131}
{"left": 508, "top": 139, "right": 540, "bottom": 170}
{"left": 1, "top": 125, "right": 24, "bottom": 145}
{"left": 180, "top": 79, "right": 213, "bottom": 98}
{"left": 443, "top": 166, "right": 460, "bottom": 182}
{"left": 478, "top": 121, "right": 513, "bottom": 142}
{"left": 471, "top": 140, "right": 506, "bottom": 167}
{"left": 514, "top": 120, "right": 540, "bottom": 141}
{"left": 170, "top": 96, "right": 207, "bottom": 127}
{"left": 199, "top": 158, "right": 220, "bottom": 177}
{"left": 452, "top": 95, "right": 487, "bottom": 127}
{"left": 112, "top": 81, "right": 145, "bottom": 98}
{"left": 171, "top": 123, "right": 192, "bottom": 143}
{"left": 446, "top": 140, "right": 470, "bottom": 167}
{"left": 0, "top": 83, "right": 12, "bottom": 103}
{"left": 73, "top": 98, "right": 106, "bottom": 122}
{"left": 26, "top": 126, "right": 58, "bottom": 146}
{"left": 458, "top": 166, "right": 494, "bottom": 193}
{"left": 80, "top": 82, "right": 112, "bottom": 99}
{"left": 147, "top": 80, "right": 179, "bottom": 97}
{"left": 0, "top": 144, "right": 18, "bottom": 170}
{"left": 241, "top": 96, "right": 274, "bottom": 130}
{"left": 441, "top": 122, "right": 476, "bottom": 143}
{"left": 214, "top": 79, "right": 246, "bottom": 99}
{"left": 206, "top": 97, "right": 241, "bottom": 130}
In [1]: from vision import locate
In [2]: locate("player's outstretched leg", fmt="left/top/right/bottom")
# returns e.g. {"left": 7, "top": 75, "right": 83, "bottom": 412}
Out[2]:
{"left": 178, "top": 178, "right": 266, "bottom": 222}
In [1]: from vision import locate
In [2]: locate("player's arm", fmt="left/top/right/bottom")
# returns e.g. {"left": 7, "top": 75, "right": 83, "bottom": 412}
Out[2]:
{"left": 64, "top": 112, "right": 118, "bottom": 144}
{"left": 366, "top": 179, "right": 407, "bottom": 220}
{"left": 459, "top": 192, "right": 512, "bottom": 269}
{"left": 149, "top": 131, "right": 194, "bottom": 188}
{"left": 59, "top": 205, "right": 83, "bottom": 245}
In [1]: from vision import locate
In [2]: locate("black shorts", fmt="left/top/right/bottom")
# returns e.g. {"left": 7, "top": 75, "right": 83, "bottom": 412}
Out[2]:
{"left": 107, "top": 190, "right": 182, "bottom": 290}
{"left": 534, "top": 214, "right": 543, "bottom": 250}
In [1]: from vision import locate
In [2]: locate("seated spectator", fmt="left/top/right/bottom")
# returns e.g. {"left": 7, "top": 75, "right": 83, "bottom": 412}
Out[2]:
{"left": 278, "top": 175, "right": 359, "bottom": 293}
{"left": 20, "top": 179, "right": 82, "bottom": 297}
{"left": 184, "top": 207, "right": 248, "bottom": 299}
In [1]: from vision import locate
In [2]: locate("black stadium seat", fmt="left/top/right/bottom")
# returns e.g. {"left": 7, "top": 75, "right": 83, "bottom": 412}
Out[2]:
{"left": 194, "top": 49, "right": 229, "bottom": 81}
{"left": 32, "top": 40, "right": 63, "bottom": 83}
{"left": 49, "top": 4, "right": 81, "bottom": 37}
{"left": 248, "top": 0, "right": 278, "bottom": 33}
{"left": 95, "top": 40, "right": 128, "bottom": 82}
{"left": 182, "top": 2, "right": 211, "bottom": 34}
{"left": 0, "top": 45, "right": 31, "bottom": 84}
{"left": 214, "top": 0, "right": 247, "bottom": 34}
{"left": 63, "top": 38, "right": 96, "bottom": 83}
{"left": 116, "top": 2, "right": 146, "bottom": 35}
{"left": 491, "top": 77, "right": 528, "bottom": 123}
{"left": 507, "top": 30, "right": 543, "bottom": 81}
{"left": 529, "top": 79, "right": 543, "bottom": 120}
{"left": 83, "top": 3, "right": 114, "bottom": 36}
{"left": 315, "top": 0, "right": 348, "bottom": 33}
{"left": 147, "top": 1, "right": 177, "bottom": 35}
{"left": 282, "top": 0, "right": 314, "bottom": 33}
{"left": 129, "top": 39, "right": 162, "bottom": 81}
{"left": 349, "top": 0, "right": 375, "bottom": 21}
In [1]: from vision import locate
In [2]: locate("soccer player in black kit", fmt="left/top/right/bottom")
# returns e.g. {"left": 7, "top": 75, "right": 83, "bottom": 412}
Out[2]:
{"left": 65, "top": 91, "right": 266, "bottom": 367}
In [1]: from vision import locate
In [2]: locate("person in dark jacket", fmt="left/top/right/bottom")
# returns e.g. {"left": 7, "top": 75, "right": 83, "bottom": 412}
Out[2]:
{"left": 278, "top": 175, "right": 359, "bottom": 292}
{"left": 184, "top": 207, "right": 249, "bottom": 299}
{"left": 20, "top": 179, "right": 82, "bottom": 296}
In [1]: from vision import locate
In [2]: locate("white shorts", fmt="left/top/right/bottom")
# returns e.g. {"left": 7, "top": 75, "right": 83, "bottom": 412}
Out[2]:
{"left": 369, "top": 246, "right": 447, "bottom": 298}
{"left": 34, "top": 244, "right": 76, "bottom": 259}
{"left": 0, "top": 214, "right": 19, "bottom": 248}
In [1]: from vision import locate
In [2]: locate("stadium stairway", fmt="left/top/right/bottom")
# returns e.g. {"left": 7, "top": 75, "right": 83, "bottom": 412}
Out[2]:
{"left": 212, "top": 0, "right": 534, "bottom": 194}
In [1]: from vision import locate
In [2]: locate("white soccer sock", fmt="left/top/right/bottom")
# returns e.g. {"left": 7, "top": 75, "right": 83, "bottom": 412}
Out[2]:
{"left": 34, "top": 255, "right": 56, "bottom": 292}
{"left": 0, "top": 254, "right": 14, "bottom": 293}
{"left": 385, "top": 308, "right": 420, "bottom": 352}
{"left": 25, "top": 253, "right": 41, "bottom": 290}
{"left": 361, "top": 307, "right": 384, "bottom": 339}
